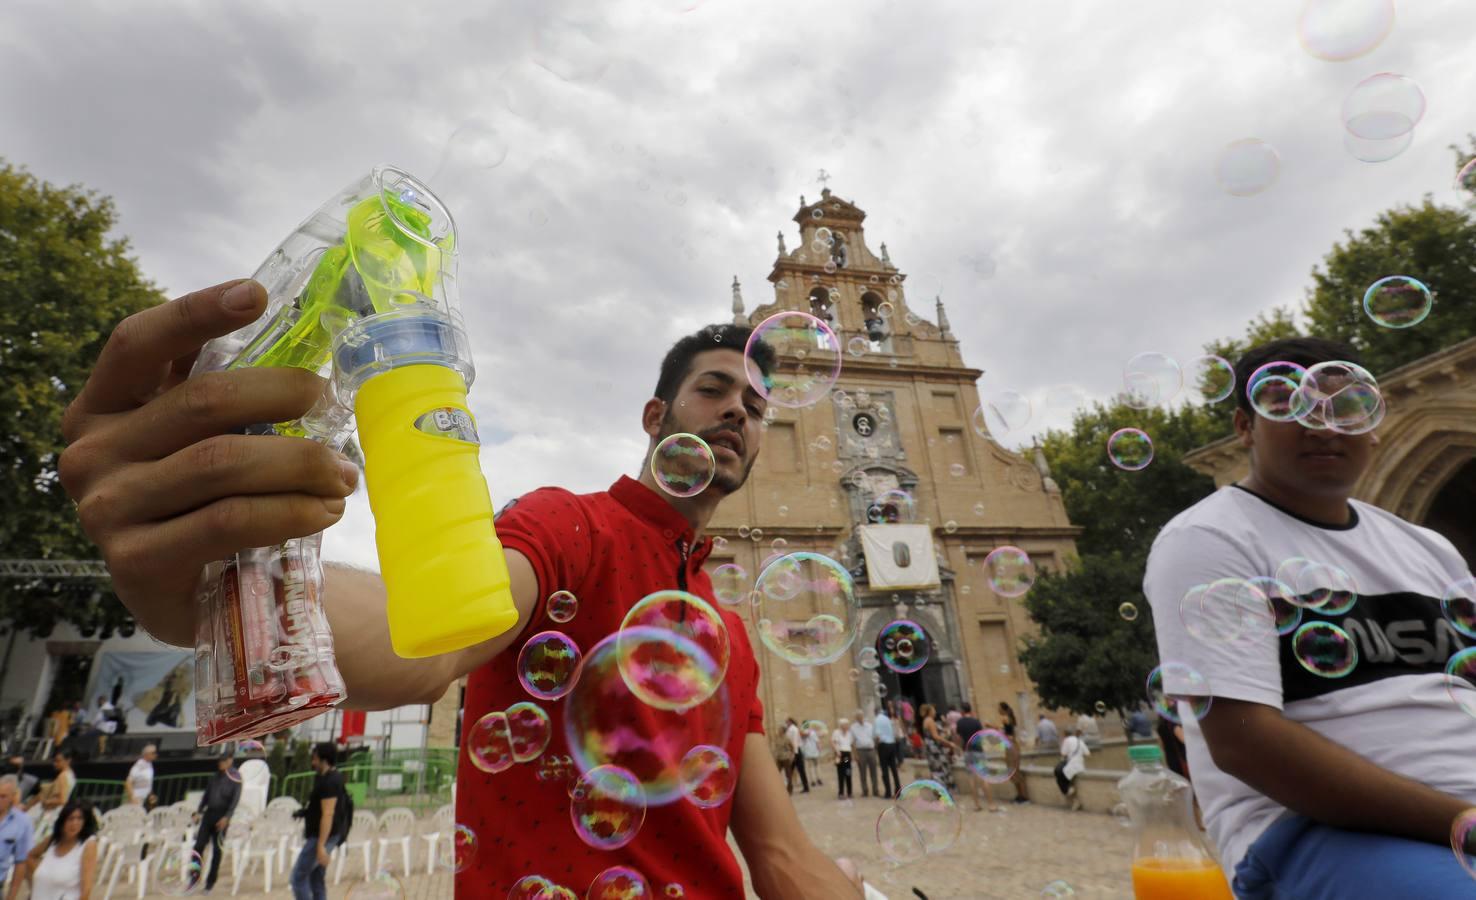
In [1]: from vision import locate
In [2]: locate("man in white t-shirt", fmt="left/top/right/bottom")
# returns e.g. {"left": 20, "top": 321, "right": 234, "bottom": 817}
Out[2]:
{"left": 830, "top": 719, "right": 853, "bottom": 800}
{"left": 128, "top": 744, "right": 157, "bottom": 806}
{"left": 1145, "top": 337, "right": 1476, "bottom": 898}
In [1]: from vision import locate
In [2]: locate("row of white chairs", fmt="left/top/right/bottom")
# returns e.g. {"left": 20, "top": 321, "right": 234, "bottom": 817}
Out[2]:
{"left": 331, "top": 803, "right": 457, "bottom": 884}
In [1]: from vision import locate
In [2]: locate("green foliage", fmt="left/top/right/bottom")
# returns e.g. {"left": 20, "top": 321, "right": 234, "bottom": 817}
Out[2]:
{"left": 0, "top": 161, "right": 165, "bottom": 637}
{"left": 1018, "top": 552, "right": 1160, "bottom": 716}
{"left": 1302, "top": 199, "right": 1476, "bottom": 375}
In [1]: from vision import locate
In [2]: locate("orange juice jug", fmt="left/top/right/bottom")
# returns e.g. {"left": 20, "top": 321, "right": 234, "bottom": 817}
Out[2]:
{"left": 1117, "top": 744, "right": 1233, "bottom": 900}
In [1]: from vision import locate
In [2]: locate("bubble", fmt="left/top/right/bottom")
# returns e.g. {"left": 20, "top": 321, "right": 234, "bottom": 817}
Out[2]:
{"left": 948, "top": 463, "right": 966, "bottom": 478}
{"left": 1179, "top": 578, "right": 1274, "bottom": 645}
{"left": 858, "top": 647, "right": 881, "bottom": 670}
{"left": 1342, "top": 73, "right": 1425, "bottom": 140}
{"left": 1110, "top": 802, "right": 1132, "bottom": 828}
{"left": 1188, "top": 355, "right": 1236, "bottom": 403}
{"left": 964, "top": 729, "right": 1015, "bottom": 784}
{"left": 225, "top": 766, "right": 242, "bottom": 784}
{"left": 1362, "top": 276, "right": 1433, "bottom": 329}
{"left": 1292, "top": 621, "right": 1359, "bottom": 678}
{"left": 1289, "top": 561, "right": 1359, "bottom": 614}
{"left": 570, "top": 766, "right": 647, "bottom": 851}
{"left": 1246, "top": 362, "right": 1311, "bottom": 421}
{"left": 1344, "top": 127, "right": 1415, "bottom": 164}
{"left": 1094, "top": 700, "right": 1108, "bottom": 715}
{"left": 748, "top": 312, "right": 842, "bottom": 409}
{"left": 868, "top": 489, "right": 918, "bottom": 524}
{"left": 973, "top": 391, "right": 1032, "bottom": 436}
{"left": 1122, "top": 352, "right": 1182, "bottom": 408}
{"left": 509, "top": 876, "right": 557, "bottom": 900}
{"left": 518, "top": 631, "right": 583, "bottom": 701}
{"left": 1107, "top": 428, "right": 1154, "bottom": 471}
{"left": 878, "top": 620, "right": 931, "bottom": 674}
{"left": 663, "top": 886, "right": 685, "bottom": 899}
{"left": 1041, "top": 881, "right": 1077, "bottom": 898}
{"left": 507, "top": 702, "right": 553, "bottom": 762}
{"left": 753, "top": 552, "right": 860, "bottom": 665}
{"left": 347, "top": 871, "right": 404, "bottom": 900}
{"left": 972, "top": 501, "right": 986, "bottom": 517}
{"left": 984, "top": 546, "right": 1036, "bottom": 598}
{"left": 1446, "top": 647, "right": 1476, "bottom": 720}
{"left": 1147, "top": 662, "right": 1212, "bottom": 724}
{"left": 585, "top": 866, "right": 650, "bottom": 899}
{"left": 468, "top": 711, "right": 515, "bottom": 774}
{"left": 439, "top": 824, "right": 478, "bottom": 874}
{"left": 1458, "top": 158, "right": 1476, "bottom": 205}
{"left": 891, "top": 780, "right": 962, "bottom": 856}
{"left": 235, "top": 739, "right": 266, "bottom": 755}
{"left": 1442, "top": 578, "right": 1476, "bottom": 639}
{"left": 1297, "top": 0, "right": 1395, "bottom": 61}
{"left": 430, "top": 119, "right": 509, "bottom": 192}
{"left": 531, "top": 12, "right": 612, "bottom": 83}
{"left": 617, "top": 591, "right": 730, "bottom": 711}
{"left": 651, "top": 433, "right": 716, "bottom": 498}
{"left": 678, "top": 744, "right": 735, "bottom": 809}
{"left": 1215, "top": 139, "right": 1280, "bottom": 197}
{"left": 153, "top": 845, "right": 202, "bottom": 896}
{"left": 944, "top": 520, "right": 958, "bottom": 534}
{"left": 1119, "top": 602, "right": 1139, "bottom": 622}
{"left": 565, "top": 629, "right": 732, "bottom": 805}
{"left": 711, "top": 564, "right": 749, "bottom": 606}
{"left": 1247, "top": 576, "right": 1303, "bottom": 636}
{"left": 548, "top": 590, "right": 579, "bottom": 624}
{"left": 1451, "top": 808, "right": 1476, "bottom": 882}
{"left": 876, "top": 804, "right": 927, "bottom": 864}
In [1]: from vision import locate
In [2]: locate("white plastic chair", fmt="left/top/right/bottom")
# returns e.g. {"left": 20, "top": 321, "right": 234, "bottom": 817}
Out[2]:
{"left": 229, "top": 818, "right": 278, "bottom": 896}
{"left": 332, "top": 810, "right": 379, "bottom": 885}
{"left": 265, "top": 796, "right": 300, "bottom": 817}
{"left": 263, "top": 801, "right": 299, "bottom": 876}
{"left": 99, "top": 822, "right": 148, "bottom": 900}
{"left": 236, "top": 760, "right": 271, "bottom": 819}
{"left": 418, "top": 804, "right": 456, "bottom": 875}
{"left": 374, "top": 807, "right": 416, "bottom": 878}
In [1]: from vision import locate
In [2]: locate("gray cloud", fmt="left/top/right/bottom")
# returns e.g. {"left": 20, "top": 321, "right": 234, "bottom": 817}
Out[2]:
{"left": 2, "top": 0, "right": 1472, "bottom": 570}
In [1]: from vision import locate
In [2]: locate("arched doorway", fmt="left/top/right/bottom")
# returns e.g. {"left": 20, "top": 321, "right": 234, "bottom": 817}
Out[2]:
{"left": 1422, "top": 457, "right": 1476, "bottom": 569}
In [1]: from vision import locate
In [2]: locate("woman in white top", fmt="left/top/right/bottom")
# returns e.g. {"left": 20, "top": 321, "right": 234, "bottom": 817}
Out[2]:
{"left": 1056, "top": 729, "right": 1092, "bottom": 811}
{"left": 20, "top": 799, "right": 98, "bottom": 900}
{"left": 800, "top": 724, "right": 823, "bottom": 788}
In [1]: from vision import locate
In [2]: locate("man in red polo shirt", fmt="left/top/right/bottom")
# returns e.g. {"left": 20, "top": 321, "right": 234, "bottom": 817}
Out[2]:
{"left": 61, "top": 279, "right": 866, "bottom": 898}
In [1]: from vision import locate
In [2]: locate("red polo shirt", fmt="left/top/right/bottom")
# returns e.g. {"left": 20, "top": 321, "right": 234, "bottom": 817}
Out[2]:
{"left": 454, "top": 476, "right": 764, "bottom": 898}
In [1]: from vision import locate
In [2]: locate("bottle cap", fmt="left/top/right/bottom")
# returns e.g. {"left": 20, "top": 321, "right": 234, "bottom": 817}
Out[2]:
{"left": 1129, "top": 745, "right": 1164, "bottom": 765}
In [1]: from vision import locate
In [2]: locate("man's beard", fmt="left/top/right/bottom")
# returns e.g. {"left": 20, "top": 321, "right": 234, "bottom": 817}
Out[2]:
{"left": 660, "top": 409, "right": 755, "bottom": 495}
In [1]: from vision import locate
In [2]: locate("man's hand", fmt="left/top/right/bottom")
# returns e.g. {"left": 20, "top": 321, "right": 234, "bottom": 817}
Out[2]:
{"left": 315, "top": 844, "right": 331, "bottom": 868}
{"left": 58, "top": 279, "right": 359, "bottom": 646}
{"left": 215, "top": 817, "right": 228, "bottom": 832}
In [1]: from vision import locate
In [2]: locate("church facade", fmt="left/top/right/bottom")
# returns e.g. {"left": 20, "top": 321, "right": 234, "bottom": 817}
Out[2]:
{"left": 703, "top": 188, "right": 1081, "bottom": 736}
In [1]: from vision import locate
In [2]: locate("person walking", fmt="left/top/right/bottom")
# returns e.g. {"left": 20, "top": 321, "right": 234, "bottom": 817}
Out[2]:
{"left": 782, "top": 719, "right": 808, "bottom": 794}
{"left": 955, "top": 704, "right": 998, "bottom": 812}
{"left": 20, "top": 799, "right": 99, "bottom": 900}
{"left": 127, "top": 744, "right": 156, "bottom": 807}
{"left": 849, "top": 713, "right": 879, "bottom": 799}
{"left": 919, "top": 704, "right": 958, "bottom": 793}
{"left": 1056, "top": 728, "right": 1090, "bottom": 811}
{"left": 289, "top": 744, "right": 347, "bottom": 900}
{"left": 0, "top": 776, "right": 35, "bottom": 898}
{"left": 800, "top": 723, "right": 823, "bottom": 788}
{"left": 997, "top": 702, "right": 1029, "bottom": 804}
{"left": 873, "top": 706, "right": 900, "bottom": 799}
{"left": 830, "top": 720, "right": 853, "bottom": 799}
{"left": 190, "top": 756, "right": 241, "bottom": 894}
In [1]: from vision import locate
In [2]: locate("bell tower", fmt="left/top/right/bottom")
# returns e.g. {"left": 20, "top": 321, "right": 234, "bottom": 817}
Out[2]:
{"left": 709, "top": 187, "right": 1080, "bottom": 741}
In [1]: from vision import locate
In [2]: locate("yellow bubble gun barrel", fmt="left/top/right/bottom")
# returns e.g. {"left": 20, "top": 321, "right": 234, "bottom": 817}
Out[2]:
{"left": 188, "top": 167, "right": 518, "bottom": 743}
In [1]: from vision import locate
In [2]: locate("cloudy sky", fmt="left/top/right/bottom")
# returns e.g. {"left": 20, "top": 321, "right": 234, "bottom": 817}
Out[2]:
{"left": 4, "top": 0, "right": 1473, "bottom": 570}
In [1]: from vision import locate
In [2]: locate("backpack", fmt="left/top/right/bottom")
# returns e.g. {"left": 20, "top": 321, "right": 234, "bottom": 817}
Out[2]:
{"left": 332, "top": 778, "right": 354, "bottom": 841}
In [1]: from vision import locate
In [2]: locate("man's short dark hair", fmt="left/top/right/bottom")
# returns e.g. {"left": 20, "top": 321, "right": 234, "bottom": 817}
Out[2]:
{"left": 961, "top": 702, "right": 973, "bottom": 714}
{"left": 654, "top": 324, "right": 775, "bottom": 406}
{"left": 1233, "top": 336, "right": 1365, "bottom": 417}
{"left": 53, "top": 749, "right": 71, "bottom": 762}
{"left": 311, "top": 742, "right": 337, "bottom": 766}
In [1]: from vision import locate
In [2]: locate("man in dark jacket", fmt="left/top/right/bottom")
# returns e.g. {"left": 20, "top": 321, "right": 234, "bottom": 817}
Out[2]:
{"left": 191, "top": 755, "right": 242, "bottom": 893}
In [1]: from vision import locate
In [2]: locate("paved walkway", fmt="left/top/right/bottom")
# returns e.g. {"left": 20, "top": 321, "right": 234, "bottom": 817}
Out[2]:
{"left": 744, "top": 786, "right": 1140, "bottom": 899}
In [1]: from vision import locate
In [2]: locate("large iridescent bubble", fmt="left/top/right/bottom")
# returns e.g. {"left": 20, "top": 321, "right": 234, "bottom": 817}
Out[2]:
{"left": 616, "top": 591, "right": 730, "bottom": 711}
{"left": 752, "top": 552, "right": 860, "bottom": 666}
{"left": 563, "top": 628, "right": 731, "bottom": 806}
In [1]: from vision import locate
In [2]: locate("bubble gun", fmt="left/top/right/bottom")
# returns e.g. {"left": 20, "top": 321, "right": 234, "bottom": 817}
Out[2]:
{"left": 188, "top": 167, "right": 519, "bottom": 744}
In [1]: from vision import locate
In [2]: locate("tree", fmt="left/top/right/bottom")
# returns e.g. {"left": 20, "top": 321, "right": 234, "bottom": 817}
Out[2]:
{"left": 0, "top": 161, "right": 165, "bottom": 638}
{"left": 1302, "top": 199, "right": 1476, "bottom": 376}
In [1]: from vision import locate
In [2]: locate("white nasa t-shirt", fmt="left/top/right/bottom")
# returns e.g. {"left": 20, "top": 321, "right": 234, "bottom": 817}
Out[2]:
{"left": 1144, "top": 485, "right": 1476, "bottom": 873}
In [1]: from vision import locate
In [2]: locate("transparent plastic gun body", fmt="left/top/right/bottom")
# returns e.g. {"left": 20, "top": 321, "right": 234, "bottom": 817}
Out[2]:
{"left": 190, "top": 167, "right": 518, "bottom": 745}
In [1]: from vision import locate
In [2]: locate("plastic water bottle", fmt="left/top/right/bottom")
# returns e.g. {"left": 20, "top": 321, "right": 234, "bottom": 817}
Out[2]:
{"left": 1117, "top": 744, "right": 1233, "bottom": 900}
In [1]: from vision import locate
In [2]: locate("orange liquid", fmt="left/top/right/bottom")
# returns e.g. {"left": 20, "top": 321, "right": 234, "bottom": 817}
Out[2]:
{"left": 1131, "top": 857, "right": 1234, "bottom": 900}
